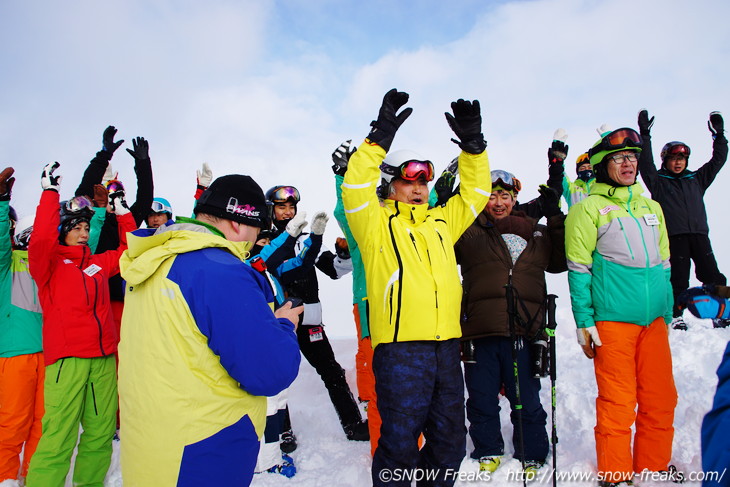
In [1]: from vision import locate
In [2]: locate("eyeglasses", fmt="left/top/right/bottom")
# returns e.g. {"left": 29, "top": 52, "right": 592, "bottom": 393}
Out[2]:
{"left": 491, "top": 170, "right": 522, "bottom": 193}
{"left": 65, "top": 196, "right": 93, "bottom": 213}
{"left": 399, "top": 160, "right": 434, "bottom": 182}
{"left": 588, "top": 128, "right": 643, "bottom": 159}
{"left": 607, "top": 153, "right": 639, "bottom": 165}
{"left": 269, "top": 186, "right": 300, "bottom": 203}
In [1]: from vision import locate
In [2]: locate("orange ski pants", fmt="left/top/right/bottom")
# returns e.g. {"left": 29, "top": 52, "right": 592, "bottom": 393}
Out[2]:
{"left": 593, "top": 318, "right": 677, "bottom": 483}
{"left": 0, "top": 352, "right": 45, "bottom": 481}
{"left": 353, "top": 303, "right": 379, "bottom": 457}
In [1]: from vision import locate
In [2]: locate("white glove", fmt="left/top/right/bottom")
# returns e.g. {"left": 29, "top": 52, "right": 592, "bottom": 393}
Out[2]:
{"left": 552, "top": 128, "right": 568, "bottom": 143}
{"left": 101, "top": 163, "right": 116, "bottom": 186}
{"left": 576, "top": 326, "right": 602, "bottom": 359}
{"left": 41, "top": 162, "right": 62, "bottom": 192}
{"left": 310, "top": 211, "right": 329, "bottom": 236}
{"left": 285, "top": 211, "right": 308, "bottom": 238}
{"left": 596, "top": 123, "right": 612, "bottom": 137}
{"left": 197, "top": 162, "right": 213, "bottom": 188}
{"left": 108, "top": 190, "right": 131, "bottom": 216}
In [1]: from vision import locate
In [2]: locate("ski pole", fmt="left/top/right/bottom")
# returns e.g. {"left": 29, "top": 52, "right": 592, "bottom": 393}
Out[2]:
{"left": 505, "top": 274, "right": 527, "bottom": 487}
{"left": 545, "top": 294, "right": 558, "bottom": 487}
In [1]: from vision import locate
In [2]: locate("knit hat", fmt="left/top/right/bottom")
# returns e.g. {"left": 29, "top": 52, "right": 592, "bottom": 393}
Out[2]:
{"left": 194, "top": 175, "right": 268, "bottom": 228}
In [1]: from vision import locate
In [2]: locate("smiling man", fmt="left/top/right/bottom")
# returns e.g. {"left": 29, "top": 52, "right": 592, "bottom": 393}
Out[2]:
{"left": 565, "top": 127, "right": 678, "bottom": 486}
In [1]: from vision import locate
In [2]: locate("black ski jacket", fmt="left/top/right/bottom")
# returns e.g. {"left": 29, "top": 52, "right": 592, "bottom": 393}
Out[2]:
{"left": 76, "top": 150, "right": 153, "bottom": 300}
{"left": 638, "top": 132, "right": 728, "bottom": 237}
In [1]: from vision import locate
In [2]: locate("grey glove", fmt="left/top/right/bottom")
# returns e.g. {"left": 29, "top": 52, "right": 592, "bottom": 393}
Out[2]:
{"left": 285, "top": 211, "right": 308, "bottom": 238}
{"left": 310, "top": 211, "right": 329, "bottom": 236}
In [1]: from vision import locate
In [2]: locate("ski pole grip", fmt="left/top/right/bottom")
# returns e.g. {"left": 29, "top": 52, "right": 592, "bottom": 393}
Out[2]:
{"left": 547, "top": 294, "right": 558, "bottom": 330}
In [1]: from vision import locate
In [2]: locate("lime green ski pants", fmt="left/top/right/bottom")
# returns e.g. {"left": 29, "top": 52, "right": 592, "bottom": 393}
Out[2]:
{"left": 26, "top": 355, "right": 117, "bottom": 487}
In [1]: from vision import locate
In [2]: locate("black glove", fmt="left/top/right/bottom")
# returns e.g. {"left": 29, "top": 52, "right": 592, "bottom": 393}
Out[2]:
{"left": 0, "top": 167, "right": 15, "bottom": 201}
{"left": 548, "top": 140, "right": 568, "bottom": 164}
{"left": 367, "top": 89, "right": 413, "bottom": 152}
{"left": 434, "top": 170, "right": 456, "bottom": 206}
{"left": 445, "top": 99, "right": 486, "bottom": 154}
{"left": 331, "top": 140, "right": 355, "bottom": 176}
{"left": 638, "top": 109, "right": 655, "bottom": 136}
{"left": 126, "top": 136, "right": 150, "bottom": 161}
{"left": 538, "top": 184, "right": 562, "bottom": 218}
{"left": 709, "top": 111, "right": 724, "bottom": 138}
{"left": 102, "top": 125, "right": 124, "bottom": 155}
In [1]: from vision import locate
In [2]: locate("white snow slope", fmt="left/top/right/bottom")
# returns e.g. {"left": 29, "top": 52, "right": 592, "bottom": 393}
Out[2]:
{"left": 48, "top": 305, "right": 728, "bottom": 487}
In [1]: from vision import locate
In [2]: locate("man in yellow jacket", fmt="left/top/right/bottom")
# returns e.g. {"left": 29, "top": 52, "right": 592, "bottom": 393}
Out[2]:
{"left": 342, "top": 89, "right": 491, "bottom": 486}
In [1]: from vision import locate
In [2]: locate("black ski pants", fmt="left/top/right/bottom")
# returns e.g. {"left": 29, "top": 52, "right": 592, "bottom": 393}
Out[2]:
{"left": 669, "top": 233, "right": 727, "bottom": 316}
{"left": 296, "top": 324, "right": 362, "bottom": 430}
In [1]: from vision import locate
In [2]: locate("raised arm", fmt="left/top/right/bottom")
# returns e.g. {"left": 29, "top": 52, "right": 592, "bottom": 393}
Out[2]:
{"left": 696, "top": 112, "right": 729, "bottom": 190}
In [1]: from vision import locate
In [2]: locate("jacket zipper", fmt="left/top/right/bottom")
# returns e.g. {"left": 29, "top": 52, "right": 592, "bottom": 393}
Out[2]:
{"left": 388, "top": 209, "right": 404, "bottom": 343}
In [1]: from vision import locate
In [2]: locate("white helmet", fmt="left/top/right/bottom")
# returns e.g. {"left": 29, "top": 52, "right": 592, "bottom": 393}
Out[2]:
{"left": 377, "top": 150, "right": 432, "bottom": 198}
{"left": 14, "top": 214, "right": 35, "bottom": 249}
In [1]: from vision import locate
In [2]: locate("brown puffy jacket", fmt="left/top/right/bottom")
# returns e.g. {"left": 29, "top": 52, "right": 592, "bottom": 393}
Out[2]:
{"left": 455, "top": 210, "right": 566, "bottom": 340}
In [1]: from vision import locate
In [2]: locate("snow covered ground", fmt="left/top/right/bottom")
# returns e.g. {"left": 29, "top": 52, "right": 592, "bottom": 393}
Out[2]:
{"left": 46, "top": 305, "right": 728, "bottom": 487}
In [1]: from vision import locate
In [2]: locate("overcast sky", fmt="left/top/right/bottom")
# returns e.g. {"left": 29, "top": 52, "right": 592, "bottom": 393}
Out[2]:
{"left": 2, "top": 0, "right": 728, "bottom": 334}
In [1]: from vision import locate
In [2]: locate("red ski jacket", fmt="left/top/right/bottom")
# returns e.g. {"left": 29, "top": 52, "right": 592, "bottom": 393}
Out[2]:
{"left": 29, "top": 190, "right": 137, "bottom": 366}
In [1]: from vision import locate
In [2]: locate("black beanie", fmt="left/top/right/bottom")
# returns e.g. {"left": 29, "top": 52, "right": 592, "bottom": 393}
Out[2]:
{"left": 194, "top": 175, "right": 268, "bottom": 228}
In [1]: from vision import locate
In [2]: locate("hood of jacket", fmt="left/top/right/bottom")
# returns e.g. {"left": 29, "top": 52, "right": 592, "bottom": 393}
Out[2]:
{"left": 121, "top": 218, "right": 253, "bottom": 286}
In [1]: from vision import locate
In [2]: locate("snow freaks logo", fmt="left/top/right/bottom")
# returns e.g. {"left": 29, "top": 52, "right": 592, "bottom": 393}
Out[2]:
{"left": 226, "top": 197, "right": 261, "bottom": 219}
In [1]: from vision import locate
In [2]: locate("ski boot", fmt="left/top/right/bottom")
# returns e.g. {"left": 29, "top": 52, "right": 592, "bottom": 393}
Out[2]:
{"left": 671, "top": 316, "right": 687, "bottom": 330}
{"left": 478, "top": 456, "right": 501, "bottom": 473}
{"left": 344, "top": 419, "right": 370, "bottom": 441}
{"left": 280, "top": 429, "right": 297, "bottom": 454}
{"left": 267, "top": 453, "right": 296, "bottom": 478}
{"left": 523, "top": 460, "right": 545, "bottom": 481}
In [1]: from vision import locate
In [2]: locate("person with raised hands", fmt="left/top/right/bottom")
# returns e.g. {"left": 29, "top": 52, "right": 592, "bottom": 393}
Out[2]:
{"left": 0, "top": 167, "right": 44, "bottom": 486}
{"left": 25, "top": 162, "right": 137, "bottom": 487}
{"left": 331, "top": 139, "right": 381, "bottom": 456}
{"left": 565, "top": 125, "right": 678, "bottom": 486}
{"left": 342, "top": 88, "right": 491, "bottom": 487}
{"left": 75, "top": 126, "right": 154, "bottom": 341}
{"left": 637, "top": 110, "right": 729, "bottom": 330}
{"left": 264, "top": 184, "right": 364, "bottom": 444}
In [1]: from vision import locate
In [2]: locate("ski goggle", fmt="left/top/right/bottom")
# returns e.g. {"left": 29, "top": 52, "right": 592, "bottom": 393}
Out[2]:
{"left": 588, "top": 128, "right": 643, "bottom": 159}
{"left": 105, "top": 179, "right": 125, "bottom": 193}
{"left": 268, "top": 186, "right": 300, "bottom": 204}
{"left": 399, "top": 160, "right": 434, "bottom": 182}
{"left": 65, "top": 196, "right": 94, "bottom": 213}
{"left": 665, "top": 144, "right": 690, "bottom": 158}
{"left": 151, "top": 199, "right": 172, "bottom": 214}
{"left": 491, "top": 170, "right": 522, "bottom": 193}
